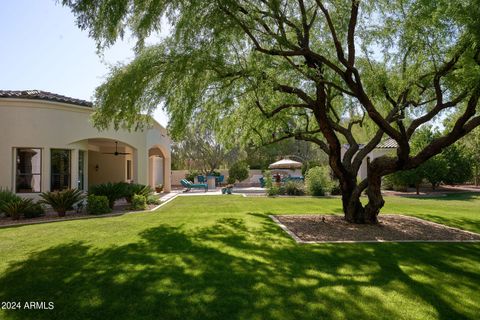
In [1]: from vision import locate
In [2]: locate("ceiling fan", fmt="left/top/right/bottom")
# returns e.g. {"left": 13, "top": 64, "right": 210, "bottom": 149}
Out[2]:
{"left": 103, "top": 141, "right": 131, "bottom": 156}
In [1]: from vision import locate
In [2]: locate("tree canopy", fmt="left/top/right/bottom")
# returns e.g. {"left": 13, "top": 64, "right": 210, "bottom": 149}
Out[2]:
{"left": 63, "top": 0, "right": 480, "bottom": 223}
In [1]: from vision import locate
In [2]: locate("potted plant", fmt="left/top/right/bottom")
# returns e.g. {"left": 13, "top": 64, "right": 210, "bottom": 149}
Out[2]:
{"left": 155, "top": 184, "right": 163, "bottom": 193}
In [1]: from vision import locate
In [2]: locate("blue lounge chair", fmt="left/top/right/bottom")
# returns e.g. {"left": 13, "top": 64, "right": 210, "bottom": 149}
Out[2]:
{"left": 181, "top": 179, "right": 208, "bottom": 192}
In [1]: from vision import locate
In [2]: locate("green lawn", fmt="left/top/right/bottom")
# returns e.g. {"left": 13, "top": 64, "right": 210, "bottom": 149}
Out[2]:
{"left": 0, "top": 193, "right": 479, "bottom": 319}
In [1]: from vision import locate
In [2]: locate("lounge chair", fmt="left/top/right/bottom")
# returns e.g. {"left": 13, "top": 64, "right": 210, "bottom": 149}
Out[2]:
{"left": 181, "top": 179, "right": 208, "bottom": 192}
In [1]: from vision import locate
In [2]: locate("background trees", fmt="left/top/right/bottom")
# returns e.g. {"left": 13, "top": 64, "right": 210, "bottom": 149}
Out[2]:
{"left": 63, "top": 0, "right": 480, "bottom": 223}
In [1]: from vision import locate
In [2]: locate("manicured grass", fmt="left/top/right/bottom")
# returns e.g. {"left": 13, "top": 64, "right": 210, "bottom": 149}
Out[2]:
{"left": 0, "top": 193, "right": 479, "bottom": 319}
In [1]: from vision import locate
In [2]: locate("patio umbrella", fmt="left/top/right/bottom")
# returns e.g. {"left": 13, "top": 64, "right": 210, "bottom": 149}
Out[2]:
{"left": 268, "top": 159, "right": 303, "bottom": 169}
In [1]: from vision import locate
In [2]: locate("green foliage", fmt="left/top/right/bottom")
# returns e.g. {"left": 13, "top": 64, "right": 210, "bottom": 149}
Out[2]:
{"left": 284, "top": 181, "right": 305, "bottom": 196}
{"left": 228, "top": 161, "right": 249, "bottom": 183}
{"left": 330, "top": 184, "right": 342, "bottom": 195}
{"left": 226, "top": 176, "right": 236, "bottom": 185}
{"left": 0, "top": 198, "right": 35, "bottom": 220}
{"left": 263, "top": 170, "right": 273, "bottom": 189}
{"left": 146, "top": 195, "right": 161, "bottom": 205}
{"left": 442, "top": 144, "right": 473, "bottom": 185}
{"left": 305, "top": 167, "right": 333, "bottom": 196}
{"left": 131, "top": 194, "right": 147, "bottom": 211}
{"left": 0, "top": 188, "right": 21, "bottom": 216}
{"left": 267, "top": 185, "right": 285, "bottom": 197}
{"left": 86, "top": 195, "right": 111, "bottom": 215}
{"left": 185, "top": 170, "right": 200, "bottom": 183}
{"left": 89, "top": 182, "right": 126, "bottom": 209}
{"left": 39, "top": 189, "right": 85, "bottom": 217}
{"left": 23, "top": 202, "right": 46, "bottom": 219}
{"left": 124, "top": 183, "right": 154, "bottom": 203}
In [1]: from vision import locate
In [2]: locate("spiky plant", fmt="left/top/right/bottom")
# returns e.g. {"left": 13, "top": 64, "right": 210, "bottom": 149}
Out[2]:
{"left": 39, "top": 189, "right": 85, "bottom": 217}
{"left": 0, "top": 187, "right": 21, "bottom": 216}
{"left": 0, "top": 197, "right": 35, "bottom": 220}
{"left": 88, "top": 182, "right": 127, "bottom": 209}
{"left": 123, "top": 184, "right": 154, "bottom": 203}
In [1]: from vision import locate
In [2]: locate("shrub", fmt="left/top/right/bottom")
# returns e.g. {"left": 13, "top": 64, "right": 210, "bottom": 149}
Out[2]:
{"left": 131, "top": 194, "right": 147, "bottom": 210}
{"left": 305, "top": 166, "right": 333, "bottom": 196}
{"left": 227, "top": 176, "right": 236, "bottom": 185}
{"left": 330, "top": 184, "right": 342, "bottom": 195}
{"left": 267, "top": 185, "right": 286, "bottom": 196}
{"left": 263, "top": 170, "right": 273, "bottom": 189}
{"left": 0, "top": 198, "right": 35, "bottom": 220}
{"left": 39, "top": 189, "right": 85, "bottom": 217}
{"left": 89, "top": 182, "right": 126, "bottom": 209}
{"left": 0, "top": 188, "right": 21, "bottom": 216}
{"left": 228, "top": 162, "right": 249, "bottom": 183}
{"left": 123, "top": 183, "right": 154, "bottom": 203}
{"left": 86, "top": 195, "right": 111, "bottom": 215}
{"left": 285, "top": 181, "right": 305, "bottom": 196}
{"left": 185, "top": 170, "right": 201, "bottom": 182}
{"left": 146, "top": 195, "right": 161, "bottom": 205}
{"left": 23, "top": 202, "right": 45, "bottom": 218}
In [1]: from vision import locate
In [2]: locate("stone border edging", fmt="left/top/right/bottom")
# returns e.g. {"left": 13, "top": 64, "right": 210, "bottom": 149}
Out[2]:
{"left": 269, "top": 214, "right": 480, "bottom": 244}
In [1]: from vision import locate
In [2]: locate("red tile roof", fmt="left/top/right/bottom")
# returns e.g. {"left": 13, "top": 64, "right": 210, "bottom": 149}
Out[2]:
{"left": 0, "top": 90, "right": 92, "bottom": 107}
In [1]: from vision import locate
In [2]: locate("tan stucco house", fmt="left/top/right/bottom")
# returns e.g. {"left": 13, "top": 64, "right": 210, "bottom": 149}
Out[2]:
{"left": 341, "top": 138, "right": 398, "bottom": 181}
{"left": 0, "top": 90, "right": 171, "bottom": 197}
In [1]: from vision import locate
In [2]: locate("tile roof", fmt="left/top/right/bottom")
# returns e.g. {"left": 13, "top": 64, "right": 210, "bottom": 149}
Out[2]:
{"left": 376, "top": 138, "right": 398, "bottom": 149}
{"left": 0, "top": 90, "right": 92, "bottom": 107}
{"left": 342, "top": 138, "right": 398, "bottom": 149}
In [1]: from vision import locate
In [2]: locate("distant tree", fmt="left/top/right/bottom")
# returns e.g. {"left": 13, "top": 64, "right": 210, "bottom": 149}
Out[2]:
{"left": 172, "top": 127, "right": 238, "bottom": 174}
{"left": 63, "top": 0, "right": 480, "bottom": 224}
{"left": 441, "top": 144, "right": 472, "bottom": 185}
{"left": 228, "top": 161, "right": 250, "bottom": 183}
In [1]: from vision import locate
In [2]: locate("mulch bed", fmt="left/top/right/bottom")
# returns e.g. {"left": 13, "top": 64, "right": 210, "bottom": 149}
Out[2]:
{"left": 272, "top": 214, "right": 480, "bottom": 243}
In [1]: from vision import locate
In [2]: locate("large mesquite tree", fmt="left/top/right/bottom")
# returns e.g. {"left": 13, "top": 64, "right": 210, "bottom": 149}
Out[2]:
{"left": 63, "top": 0, "right": 480, "bottom": 223}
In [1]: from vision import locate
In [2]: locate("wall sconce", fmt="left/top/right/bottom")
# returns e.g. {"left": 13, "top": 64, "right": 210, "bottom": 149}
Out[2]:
{"left": 95, "top": 164, "right": 99, "bottom": 172}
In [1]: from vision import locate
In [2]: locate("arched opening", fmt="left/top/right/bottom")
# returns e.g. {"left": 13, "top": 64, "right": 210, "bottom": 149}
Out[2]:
{"left": 148, "top": 145, "right": 171, "bottom": 192}
{"left": 69, "top": 138, "right": 138, "bottom": 189}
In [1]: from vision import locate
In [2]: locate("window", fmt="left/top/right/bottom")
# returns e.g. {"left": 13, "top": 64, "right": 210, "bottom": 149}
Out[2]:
{"left": 51, "top": 149, "right": 71, "bottom": 191}
{"left": 78, "top": 150, "right": 85, "bottom": 190}
{"left": 127, "top": 160, "right": 132, "bottom": 180}
{"left": 15, "top": 148, "right": 42, "bottom": 193}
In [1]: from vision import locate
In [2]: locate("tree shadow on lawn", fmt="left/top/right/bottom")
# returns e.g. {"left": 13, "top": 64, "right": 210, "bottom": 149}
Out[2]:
{"left": 397, "top": 192, "right": 480, "bottom": 201}
{"left": 0, "top": 216, "right": 479, "bottom": 320}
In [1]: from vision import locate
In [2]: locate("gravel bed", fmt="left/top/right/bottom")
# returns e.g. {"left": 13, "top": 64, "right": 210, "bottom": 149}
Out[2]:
{"left": 273, "top": 214, "right": 480, "bottom": 243}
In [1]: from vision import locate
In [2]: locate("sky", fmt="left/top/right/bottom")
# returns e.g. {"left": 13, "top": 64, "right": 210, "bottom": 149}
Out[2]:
{"left": 0, "top": 0, "right": 169, "bottom": 127}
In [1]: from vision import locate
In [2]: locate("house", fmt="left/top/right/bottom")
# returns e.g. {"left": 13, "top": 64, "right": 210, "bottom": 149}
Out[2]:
{"left": 341, "top": 138, "right": 398, "bottom": 181}
{"left": 0, "top": 90, "right": 171, "bottom": 197}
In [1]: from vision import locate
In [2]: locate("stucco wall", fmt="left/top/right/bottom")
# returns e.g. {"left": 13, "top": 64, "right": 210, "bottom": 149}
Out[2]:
{"left": 0, "top": 98, "right": 171, "bottom": 194}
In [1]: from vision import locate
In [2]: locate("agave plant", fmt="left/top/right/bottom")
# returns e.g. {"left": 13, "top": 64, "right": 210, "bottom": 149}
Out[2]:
{"left": 39, "top": 189, "right": 85, "bottom": 217}
{"left": 123, "top": 183, "right": 154, "bottom": 203}
{"left": 0, "top": 187, "right": 21, "bottom": 216}
{"left": 0, "top": 197, "right": 35, "bottom": 220}
{"left": 88, "top": 182, "right": 127, "bottom": 209}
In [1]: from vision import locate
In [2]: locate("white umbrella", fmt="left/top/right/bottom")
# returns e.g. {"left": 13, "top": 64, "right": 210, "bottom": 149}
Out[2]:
{"left": 268, "top": 158, "right": 303, "bottom": 169}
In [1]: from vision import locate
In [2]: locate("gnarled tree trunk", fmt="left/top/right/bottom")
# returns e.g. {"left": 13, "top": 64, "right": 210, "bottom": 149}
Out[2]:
{"left": 340, "top": 172, "right": 385, "bottom": 224}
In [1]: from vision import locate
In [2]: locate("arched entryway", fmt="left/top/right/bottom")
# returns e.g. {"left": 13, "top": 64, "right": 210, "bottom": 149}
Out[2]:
{"left": 87, "top": 138, "right": 137, "bottom": 187}
{"left": 148, "top": 145, "right": 171, "bottom": 192}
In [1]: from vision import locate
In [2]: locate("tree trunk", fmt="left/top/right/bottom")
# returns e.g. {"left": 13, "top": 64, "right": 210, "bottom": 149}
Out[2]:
{"left": 364, "top": 174, "right": 384, "bottom": 224}
{"left": 415, "top": 183, "right": 420, "bottom": 195}
{"left": 340, "top": 178, "right": 381, "bottom": 224}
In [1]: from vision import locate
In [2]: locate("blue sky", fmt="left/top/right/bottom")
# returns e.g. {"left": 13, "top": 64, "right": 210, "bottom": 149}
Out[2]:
{"left": 0, "top": 0, "right": 169, "bottom": 126}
